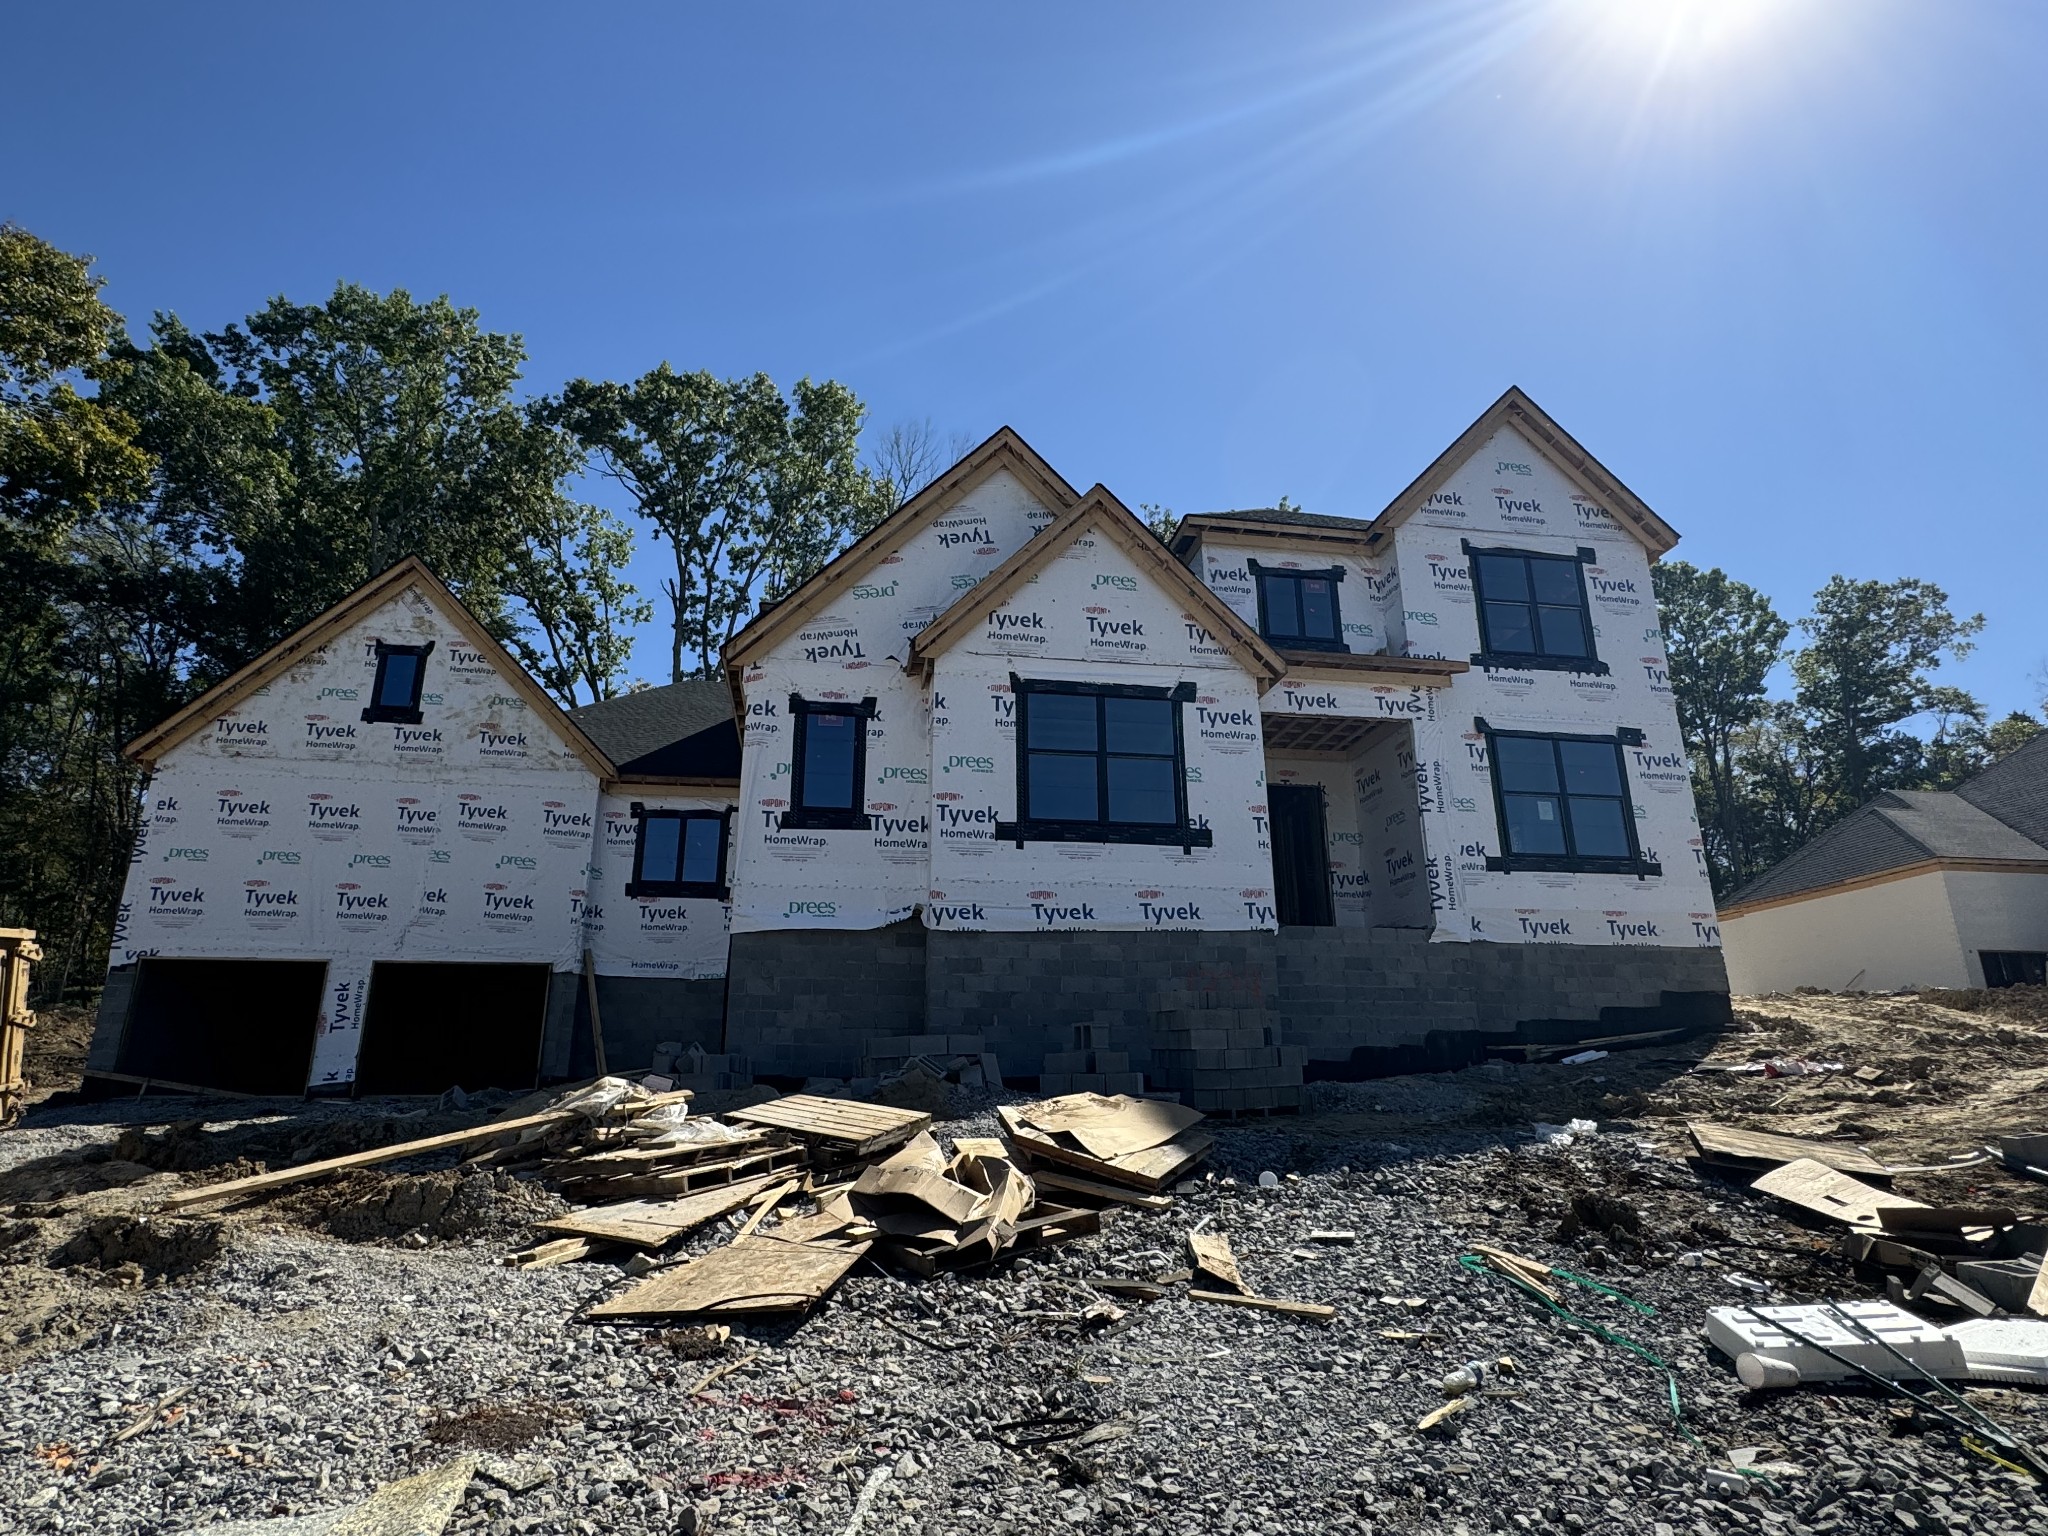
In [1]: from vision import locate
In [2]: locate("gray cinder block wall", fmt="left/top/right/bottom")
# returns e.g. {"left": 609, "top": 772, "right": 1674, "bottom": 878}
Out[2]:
{"left": 541, "top": 973, "right": 730, "bottom": 1081}
{"left": 720, "top": 923, "right": 1731, "bottom": 1083}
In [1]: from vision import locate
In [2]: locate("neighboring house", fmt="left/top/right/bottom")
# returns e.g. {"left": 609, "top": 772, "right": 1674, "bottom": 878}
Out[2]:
{"left": 89, "top": 558, "right": 741, "bottom": 1095}
{"left": 90, "top": 387, "right": 1730, "bottom": 1097}
{"left": 1719, "top": 733, "right": 2048, "bottom": 992}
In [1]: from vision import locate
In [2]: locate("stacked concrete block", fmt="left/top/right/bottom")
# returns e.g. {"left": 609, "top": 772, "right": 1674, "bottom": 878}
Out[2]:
{"left": 1143, "top": 982, "right": 1304, "bottom": 1114}
{"left": 651, "top": 1041, "right": 754, "bottom": 1092}
{"left": 861, "top": 1033, "right": 1002, "bottom": 1088}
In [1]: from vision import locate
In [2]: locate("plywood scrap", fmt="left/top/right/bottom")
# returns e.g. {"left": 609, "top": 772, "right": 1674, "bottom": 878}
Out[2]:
{"left": 727, "top": 1095, "right": 930, "bottom": 1159}
{"left": 1751, "top": 1158, "right": 1927, "bottom": 1233}
{"left": 162, "top": 1109, "right": 581, "bottom": 1211}
{"left": 949, "top": 1136, "right": 1008, "bottom": 1161}
{"left": 1687, "top": 1123, "right": 1888, "bottom": 1177}
{"left": 1189, "top": 1290, "right": 1336, "bottom": 1321}
{"left": 998, "top": 1096, "right": 1212, "bottom": 1193}
{"left": 538, "top": 1175, "right": 780, "bottom": 1250}
{"left": 510, "top": 1236, "right": 604, "bottom": 1269}
{"left": 1416, "top": 1395, "right": 1472, "bottom": 1432}
{"left": 587, "top": 1237, "right": 869, "bottom": 1320}
{"left": 1187, "top": 1231, "right": 1250, "bottom": 1295}
{"left": 1876, "top": 1205, "right": 2016, "bottom": 1234}
{"left": 1028, "top": 1168, "right": 1174, "bottom": 1212}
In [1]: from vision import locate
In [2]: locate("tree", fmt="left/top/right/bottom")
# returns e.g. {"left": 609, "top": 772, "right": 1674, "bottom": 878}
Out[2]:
{"left": 1789, "top": 575, "right": 1985, "bottom": 811}
{"left": 504, "top": 493, "right": 651, "bottom": 707}
{"left": 203, "top": 282, "right": 565, "bottom": 647}
{"left": 1651, "top": 561, "right": 1789, "bottom": 892}
{"left": 867, "top": 418, "right": 972, "bottom": 510}
{"left": 1987, "top": 711, "right": 2046, "bottom": 761}
{"left": 553, "top": 367, "right": 890, "bottom": 681}
{"left": 1139, "top": 502, "right": 1177, "bottom": 544}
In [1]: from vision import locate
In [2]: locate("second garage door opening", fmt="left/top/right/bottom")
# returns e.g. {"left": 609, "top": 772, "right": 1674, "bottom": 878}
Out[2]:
{"left": 352, "top": 962, "right": 551, "bottom": 1096}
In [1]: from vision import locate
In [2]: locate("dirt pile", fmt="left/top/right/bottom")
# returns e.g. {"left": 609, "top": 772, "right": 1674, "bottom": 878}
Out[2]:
{"left": 46, "top": 1212, "right": 224, "bottom": 1277}
{"left": 282, "top": 1167, "right": 563, "bottom": 1244}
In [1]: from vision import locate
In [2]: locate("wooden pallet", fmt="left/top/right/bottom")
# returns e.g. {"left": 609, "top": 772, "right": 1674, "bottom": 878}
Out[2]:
{"left": 557, "top": 1143, "right": 807, "bottom": 1201}
{"left": 727, "top": 1095, "right": 931, "bottom": 1160}
{"left": 547, "top": 1128, "right": 777, "bottom": 1182}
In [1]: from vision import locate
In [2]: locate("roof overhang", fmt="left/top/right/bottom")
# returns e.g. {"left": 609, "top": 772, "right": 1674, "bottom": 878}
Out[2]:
{"left": 1718, "top": 857, "right": 2048, "bottom": 920}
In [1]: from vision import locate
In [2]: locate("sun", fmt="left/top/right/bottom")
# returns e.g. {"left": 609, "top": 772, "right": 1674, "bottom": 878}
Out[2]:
{"left": 1560, "top": 0, "right": 1797, "bottom": 72}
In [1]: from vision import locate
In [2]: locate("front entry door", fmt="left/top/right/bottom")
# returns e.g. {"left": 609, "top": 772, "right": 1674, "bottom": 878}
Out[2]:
{"left": 1269, "top": 783, "right": 1335, "bottom": 927}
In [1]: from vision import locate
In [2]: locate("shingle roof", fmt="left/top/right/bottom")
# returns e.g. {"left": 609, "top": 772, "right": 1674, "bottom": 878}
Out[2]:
{"left": 1957, "top": 730, "right": 2048, "bottom": 847}
{"left": 1722, "top": 750, "right": 2048, "bottom": 911}
{"left": 568, "top": 679, "right": 739, "bottom": 780}
{"left": 1188, "top": 506, "right": 1375, "bottom": 533}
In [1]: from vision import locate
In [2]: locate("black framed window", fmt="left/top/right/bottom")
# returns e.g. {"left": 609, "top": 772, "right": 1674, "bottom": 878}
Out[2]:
{"left": 1249, "top": 560, "right": 1347, "bottom": 652}
{"left": 996, "top": 675, "right": 1212, "bottom": 851}
{"left": 1984, "top": 952, "right": 2047, "bottom": 988}
{"left": 780, "top": 695, "right": 876, "bottom": 831}
{"left": 361, "top": 641, "right": 433, "bottom": 724}
{"left": 1478, "top": 719, "right": 1660, "bottom": 876}
{"left": 1466, "top": 543, "right": 1607, "bottom": 674}
{"left": 627, "top": 805, "right": 729, "bottom": 899}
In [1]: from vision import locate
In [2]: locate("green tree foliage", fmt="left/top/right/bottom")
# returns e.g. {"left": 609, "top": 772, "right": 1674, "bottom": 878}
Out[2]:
{"left": 553, "top": 367, "right": 890, "bottom": 681}
{"left": 1650, "top": 560, "right": 1789, "bottom": 891}
{"left": 504, "top": 494, "right": 652, "bottom": 707}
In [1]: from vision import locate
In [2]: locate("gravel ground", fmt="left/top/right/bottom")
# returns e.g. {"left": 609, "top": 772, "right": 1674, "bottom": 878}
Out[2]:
{"left": 7, "top": 1070, "right": 2048, "bottom": 1536}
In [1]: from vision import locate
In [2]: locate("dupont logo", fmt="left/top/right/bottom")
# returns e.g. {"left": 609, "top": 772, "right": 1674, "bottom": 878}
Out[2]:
{"left": 1028, "top": 890, "right": 1055, "bottom": 901}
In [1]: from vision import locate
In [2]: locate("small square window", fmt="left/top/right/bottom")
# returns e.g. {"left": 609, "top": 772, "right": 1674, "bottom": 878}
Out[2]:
{"left": 1481, "top": 724, "right": 1659, "bottom": 876}
{"left": 1467, "top": 545, "right": 1607, "bottom": 674}
{"left": 361, "top": 641, "right": 433, "bottom": 724}
{"left": 627, "top": 806, "right": 729, "bottom": 898}
{"left": 1249, "top": 561, "right": 1348, "bottom": 652}
{"left": 780, "top": 696, "right": 876, "bottom": 831}
{"left": 1983, "top": 952, "right": 2047, "bottom": 988}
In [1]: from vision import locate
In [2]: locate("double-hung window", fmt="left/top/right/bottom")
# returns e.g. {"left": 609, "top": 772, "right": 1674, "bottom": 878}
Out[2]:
{"left": 361, "top": 640, "right": 433, "bottom": 724}
{"left": 996, "top": 676, "right": 1211, "bottom": 851}
{"left": 627, "top": 805, "right": 729, "bottom": 899}
{"left": 1466, "top": 544, "right": 1606, "bottom": 673}
{"left": 1249, "top": 560, "right": 1347, "bottom": 652}
{"left": 1480, "top": 720, "right": 1659, "bottom": 876}
{"left": 780, "top": 695, "right": 876, "bottom": 831}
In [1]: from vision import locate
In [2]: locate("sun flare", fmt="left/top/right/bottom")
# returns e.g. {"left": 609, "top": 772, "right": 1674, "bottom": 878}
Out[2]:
{"left": 1562, "top": 0, "right": 1796, "bottom": 72}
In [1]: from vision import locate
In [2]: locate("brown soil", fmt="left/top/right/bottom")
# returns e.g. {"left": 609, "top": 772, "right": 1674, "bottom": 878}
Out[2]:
{"left": 421, "top": 1398, "right": 567, "bottom": 1453}
{"left": 20, "top": 1002, "right": 94, "bottom": 1105}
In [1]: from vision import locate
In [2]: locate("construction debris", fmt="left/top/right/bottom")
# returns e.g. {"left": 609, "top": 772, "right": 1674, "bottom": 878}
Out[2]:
{"left": 587, "top": 1237, "right": 871, "bottom": 1321}
{"left": 1687, "top": 1122, "right": 1890, "bottom": 1177}
{"left": 998, "top": 1093, "right": 1213, "bottom": 1191}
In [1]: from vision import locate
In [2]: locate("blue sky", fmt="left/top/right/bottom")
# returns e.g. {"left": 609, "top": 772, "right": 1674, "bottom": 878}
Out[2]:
{"left": 11, "top": 1, "right": 2045, "bottom": 712}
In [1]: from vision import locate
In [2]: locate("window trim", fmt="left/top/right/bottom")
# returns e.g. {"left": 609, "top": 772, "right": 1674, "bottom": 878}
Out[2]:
{"left": 1464, "top": 542, "right": 1609, "bottom": 675}
{"left": 1476, "top": 717, "right": 1660, "bottom": 877}
{"left": 625, "top": 803, "right": 731, "bottom": 899}
{"left": 1248, "top": 559, "right": 1349, "bottom": 653}
{"left": 360, "top": 640, "right": 434, "bottom": 724}
{"left": 780, "top": 695, "right": 877, "bottom": 831}
{"left": 996, "top": 674, "right": 1213, "bottom": 852}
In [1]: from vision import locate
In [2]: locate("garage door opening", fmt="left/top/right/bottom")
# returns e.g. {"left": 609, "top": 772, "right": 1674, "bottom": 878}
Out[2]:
{"left": 116, "top": 958, "right": 326, "bottom": 1095}
{"left": 352, "top": 962, "right": 550, "bottom": 1096}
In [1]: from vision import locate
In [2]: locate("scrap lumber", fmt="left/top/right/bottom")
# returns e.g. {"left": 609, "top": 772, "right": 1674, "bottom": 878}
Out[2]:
{"left": 732, "top": 1178, "right": 802, "bottom": 1243}
{"left": 1467, "top": 1243, "right": 1563, "bottom": 1304}
{"left": 886, "top": 1204, "right": 1100, "bottom": 1279}
{"left": 511, "top": 1236, "right": 605, "bottom": 1269}
{"left": 538, "top": 1174, "right": 782, "bottom": 1250}
{"left": 1189, "top": 1290, "right": 1337, "bottom": 1320}
{"left": 1877, "top": 1205, "right": 2016, "bottom": 1234}
{"left": 587, "top": 1237, "right": 870, "bottom": 1320}
{"left": 556, "top": 1143, "right": 807, "bottom": 1200}
{"left": 1091, "top": 1277, "right": 1170, "bottom": 1301}
{"left": 997, "top": 1096, "right": 1213, "bottom": 1193}
{"left": 162, "top": 1108, "right": 581, "bottom": 1211}
{"left": 1187, "top": 1230, "right": 1250, "bottom": 1295}
{"left": 727, "top": 1094, "right": 930, "bottom": 1160}
{"left": 1687, "top": 1122, "right": 1889, "bottom": 1177}
{"left": 1751, "top": 1158, "right": 1927, "bottom": 1232}
{"left": 1028, "top": 1167, "right": 1174, "bottom": 1212}
{"left": 545, "top": 1128, "right": 773, "bottom": 1181}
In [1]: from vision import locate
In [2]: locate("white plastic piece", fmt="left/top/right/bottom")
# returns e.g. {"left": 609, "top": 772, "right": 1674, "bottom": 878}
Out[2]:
{"left": 1943, "top": 1318, "right": 2048, "bottom": 1385}
{"left": 1734, "top": 1353, "right": 1801, "bottom": 1389}
{"left": 1705, "top": 1301, "right": 1965, "bottom": 1383}
{"left": 1257, "top": 1171, "right": 1280, "bottom": 1189}
{"left": 1559, "top": 1050, "right": 1609, "bottom": 1065}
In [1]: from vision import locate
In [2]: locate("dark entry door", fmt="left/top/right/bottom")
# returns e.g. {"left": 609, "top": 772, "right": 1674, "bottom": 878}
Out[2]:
{"left": 1269, "top": 783, "right": 1334, "bottom": 928}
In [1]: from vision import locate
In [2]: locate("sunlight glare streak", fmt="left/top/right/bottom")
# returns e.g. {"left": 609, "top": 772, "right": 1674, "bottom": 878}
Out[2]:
{"left": 1560, "top": 0, "right": 1795, "bottom": 74}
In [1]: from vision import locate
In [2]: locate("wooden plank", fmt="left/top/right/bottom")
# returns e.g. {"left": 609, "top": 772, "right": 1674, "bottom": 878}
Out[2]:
{"left": 547, "top": 1129, "right": 772, "bottom": 1180}
{"left": 560, "top": 1144, "right": 806, "bottom": 1200}
{"left": 1090, "top": 1277, "right": 1170, "bottom": 1300}
{"left": 586, "top": 1238, "right": 869, "bottom": 1319}
{"left": 1000, "top": 1117, "right": 1213, "bottom": 1193}
{"left": 162, "top": 1109, "right": 581, "bottom": 1210}
{"left": 510, "top": 1236, "right": 605, "bottom": 1268}
{"left": 539, "top": 1175, "right": 781, "bottom": 1249}
{"left": 582, "top": 948, "right": 608, "bottom": 1079}
{"left": 1029, "top": 1168, "right": 1173, "bottom": 1212}
{"left": 731, "top": 1178, "right": 801, "bottom": 1243}
{"left": 1688, "top": 1122, "right": 1889, "bottom": 1177}
{"left": 1751, "top": 1158, "right": 1927, "bottom": 1232}
{"left": 1188, "top": 1231, "right": 1250, "bottom": 1295}
{"left": 1189, "top": 1289, "right": 1336, "bottom": 1320}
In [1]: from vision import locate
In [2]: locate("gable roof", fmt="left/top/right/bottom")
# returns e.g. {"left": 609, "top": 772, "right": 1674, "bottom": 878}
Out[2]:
{"left": 1720, "top": 780, "right": 2048, "bottom": 916}
{"left": 908, "top": 484, "right": 1287, "bottom": 690}
{"left": 569, "top": 679, "right": 739, "bottom": 782}
{"left": 723, "top": 426, "right": 1081, "bottom": 673}
{"left": 1957, "top": 729, "right": 2048, "bottom": 847}
{"left": 1168, "top": 506, "right": 1378, "bottom": 561}
{"left": 124, "top": 555, "right": 615, "bottom": 780}
{"left": 1368, "top": 386, "right": 1679, "bottom": 557}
